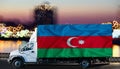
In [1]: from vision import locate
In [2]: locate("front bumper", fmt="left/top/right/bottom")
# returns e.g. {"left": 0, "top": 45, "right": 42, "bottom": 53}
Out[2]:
{"left": 7, "top": 56, "right": 13, "bottom": 64}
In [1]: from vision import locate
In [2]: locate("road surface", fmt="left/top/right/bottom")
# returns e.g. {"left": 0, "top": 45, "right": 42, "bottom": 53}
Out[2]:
{"left": 0, "top": 59, "right": 120, "bottom": 69}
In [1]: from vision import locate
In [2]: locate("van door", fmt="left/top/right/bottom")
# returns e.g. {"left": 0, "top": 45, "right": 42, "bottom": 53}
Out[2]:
{"left": 21, "top": 42, "right": 37, "bottom": 62}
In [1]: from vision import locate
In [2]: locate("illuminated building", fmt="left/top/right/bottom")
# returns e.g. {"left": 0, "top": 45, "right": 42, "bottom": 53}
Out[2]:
{"left": 102, "top": 20, "right": 120, "bottom": 29}
{"left": 0, "top": 23, "right": 33, "bottom": 39}
{"left": 34, "top": 2, "right": 56, "bottom": 25}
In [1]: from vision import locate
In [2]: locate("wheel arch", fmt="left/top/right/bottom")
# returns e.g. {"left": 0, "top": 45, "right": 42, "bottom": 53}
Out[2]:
{"left": 11, "top": 56, "right": 25, "bottom": 63}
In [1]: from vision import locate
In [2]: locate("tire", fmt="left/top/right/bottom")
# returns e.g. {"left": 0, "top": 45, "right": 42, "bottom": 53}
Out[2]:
{"left": 12, "top": 59, "right": 23, "bottom": 69}
{"left": 81, "top": 60, "right": 90, "bottom": 69}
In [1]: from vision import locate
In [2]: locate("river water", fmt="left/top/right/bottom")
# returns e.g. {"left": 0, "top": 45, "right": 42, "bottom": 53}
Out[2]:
{"left": 0, "top": 40, "right": 28, "bottom": 53}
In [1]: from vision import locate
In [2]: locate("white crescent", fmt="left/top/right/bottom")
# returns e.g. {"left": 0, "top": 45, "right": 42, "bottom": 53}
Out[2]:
{"left": 67, "top": 37, "right": 78, "bottom": 48}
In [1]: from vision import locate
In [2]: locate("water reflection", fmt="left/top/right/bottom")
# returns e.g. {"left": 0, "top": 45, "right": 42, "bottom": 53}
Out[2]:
{"left": 0, "top": 40, "right": 28, "bottom": 53}
{"left": 113, "top": 45, "right": 120, "bottom": 57}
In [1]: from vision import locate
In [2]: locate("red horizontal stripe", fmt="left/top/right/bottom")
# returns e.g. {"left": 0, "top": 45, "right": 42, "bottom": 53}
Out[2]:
{"left": 37, "top": 36, "right": 112, "bottom": 48}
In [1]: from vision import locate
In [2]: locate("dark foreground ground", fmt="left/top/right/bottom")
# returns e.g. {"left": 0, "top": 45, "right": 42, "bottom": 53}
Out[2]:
{"left": 0, "top": 59, "right": 120, "bottom": 69}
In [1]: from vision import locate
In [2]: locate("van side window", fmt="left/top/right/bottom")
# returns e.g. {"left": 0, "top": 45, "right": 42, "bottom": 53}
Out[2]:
{"left": 22, "top": 43, "right": 34, "bottom": 51}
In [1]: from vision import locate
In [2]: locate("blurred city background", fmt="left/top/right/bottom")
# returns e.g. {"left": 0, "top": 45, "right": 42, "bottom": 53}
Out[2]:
{"left": 0, "top": 0, "right": 120, "bottom": 58}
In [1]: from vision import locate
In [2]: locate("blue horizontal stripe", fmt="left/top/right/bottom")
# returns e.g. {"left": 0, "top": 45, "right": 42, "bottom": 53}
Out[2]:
{"left": 37, "top": 24, "right": 112, "bottom": 36}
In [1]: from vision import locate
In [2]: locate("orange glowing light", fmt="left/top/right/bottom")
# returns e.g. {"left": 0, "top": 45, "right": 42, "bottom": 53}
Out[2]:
{"left": 113, "top": 45, "right": 120, "bottom": 57}
{"left": 16, "top": 40, "right": 22, "bottom": 46}
{"left": 0, "top": 40, "right": 23, "bottom": 53}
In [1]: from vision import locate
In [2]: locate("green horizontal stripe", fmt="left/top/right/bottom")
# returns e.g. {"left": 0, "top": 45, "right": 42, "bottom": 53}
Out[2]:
{"left": 37, "top": 48, "right": 112, "bottom": 58}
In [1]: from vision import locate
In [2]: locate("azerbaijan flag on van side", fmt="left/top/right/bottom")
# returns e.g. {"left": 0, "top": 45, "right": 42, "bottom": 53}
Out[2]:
{"left": 37, "top": 24, "right": 112, "bottom": 58}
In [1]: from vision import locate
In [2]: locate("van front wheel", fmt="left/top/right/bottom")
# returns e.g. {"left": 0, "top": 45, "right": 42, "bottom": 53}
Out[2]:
{"left": 12, "top": 59, "right": 23, "bottom": 69}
